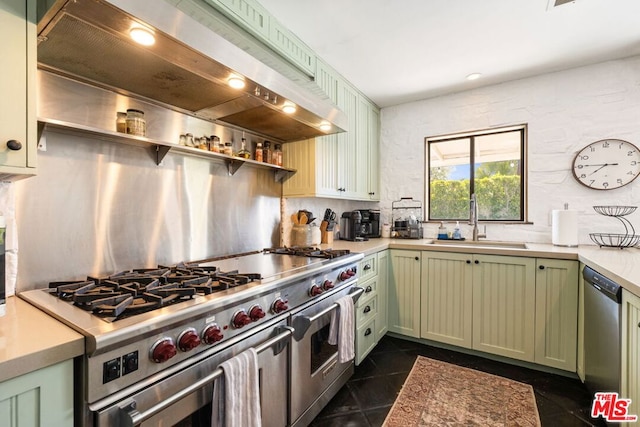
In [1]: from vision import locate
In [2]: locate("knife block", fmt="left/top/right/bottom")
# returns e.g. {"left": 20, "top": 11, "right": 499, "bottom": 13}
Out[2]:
{"left": 321, "top": 230, "right": 333, "bottom": 245}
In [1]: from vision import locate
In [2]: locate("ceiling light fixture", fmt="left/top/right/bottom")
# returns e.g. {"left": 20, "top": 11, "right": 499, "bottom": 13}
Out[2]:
{"left": 227, "top": 75, "right": 246, "bottom": 89}
{"left": 466, "top": 73, "right": 482, "bottom": 81}
{"left": 319, "top": 121, "right": 332, "bottom": 132}
{"left": 282, "top": 102, "right": 297, "bottom": 114}
{"left": 129, "top": 26, "right": 155, "bottom": 46}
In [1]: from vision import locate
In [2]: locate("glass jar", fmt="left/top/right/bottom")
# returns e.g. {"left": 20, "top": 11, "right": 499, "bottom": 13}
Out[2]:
{"left": 116, "top": 112, "right": 127, "bottom": 133}
{"left": 125, "top": 109, "right": 146, "bottom": 136}
{"left": 223, "top": 142, "right": 233, "bottom": 156}
{"left": 262, "top": 141, "right": 272, "bottom": 164}
{"left": 273, "top": 143, "right": 283, "bottom": 166}
{"left": 185, "top": 133, "right": 194, "bottom": 147}
{"left": 255, "top": 142, "right": 263, "bottom": 162}
{"left": 209, "top": 136, "right": 220, "bottom": 153}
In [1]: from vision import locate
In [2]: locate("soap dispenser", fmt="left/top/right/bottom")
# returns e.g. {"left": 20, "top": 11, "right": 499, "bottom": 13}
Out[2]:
{"left": 452, "top": 221, "right": 461, "bottom": 240}
{"left": 437, "top": 222, "right": 448, "bottom": 240}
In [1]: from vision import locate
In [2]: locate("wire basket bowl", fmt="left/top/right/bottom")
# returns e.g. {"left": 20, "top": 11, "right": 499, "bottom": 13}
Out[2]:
{"left": 592, "top": 206, "right": 637, "bottom": 217}
{"left": 589, "top": 233, "right": 640, "bottom": 248}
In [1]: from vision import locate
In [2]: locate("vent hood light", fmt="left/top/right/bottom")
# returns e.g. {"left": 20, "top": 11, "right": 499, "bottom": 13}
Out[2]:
{"left": 320, "top": 121, "right": 332, "bottom": 132}
{"left": 282, "top": 102, "right": 297, "bottom": 114}
{"left": 129, "top": 27, "right": 155, "bottom": 46}
{"left": 466, "top": 73, "right": 482, "bottom": 81}
{"left": 227, "top": 76, "right": 246, "bottom": 89}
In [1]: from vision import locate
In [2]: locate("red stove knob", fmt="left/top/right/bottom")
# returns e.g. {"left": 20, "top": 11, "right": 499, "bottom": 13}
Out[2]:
{"left": 232, "top": 310, "right": 252, "bottom": 328}
{"left": 339, "top": 269, "right": 355, "bottom": 281}
{"left": 150, "top": 338, "right": 177, "bottom": 363}
{"left": 309, "top": 285, "right": 324, "bottom": 296}
{"left": 202, "top": 324, "right": 224, "bottom": 345}
{"left": 322, "top": 279, "right": 334, "bottom": 291}
{"left": 271, "top": 298, "right": 289, "bottom": 314}
{"left": 249, "top": 305, "right": 266, "bottom": 321}
{"left": 177, "top": 328, "right": 201, "bottom": 352}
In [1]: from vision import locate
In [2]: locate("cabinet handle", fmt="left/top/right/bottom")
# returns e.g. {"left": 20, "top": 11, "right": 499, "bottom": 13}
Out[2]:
{"left": 6, "top": 140, "right": 22, "bottom": 151}
{"left": 364, "top": 264, "right": 371, "bottom": 270}
{"left": 474, "top": 260, "right": 479, "bottom": 264}
{"left": 466, "top": 260, "right": 471, "bottom": 264}
{"left": 365, "top": 285, "right": 373, "bottom": 293}
{"left": 415, "top": 257, "right": 419, "bottom": 261}
{"left": 363, "top": 305, "right": 371, "bottom": 313}
{"left": 539, "top": 265, "right": 545, "bottom": 270}
{"left": 637, "top": 322, "right": 640, "bottom": 328}
{"left": 364, "top": 328, "right": 372, "bottom": 336}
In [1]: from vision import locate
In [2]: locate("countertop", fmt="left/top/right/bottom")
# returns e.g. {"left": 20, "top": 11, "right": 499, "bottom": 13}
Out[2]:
{"left": 0, "top": 296, "right": 84, "bottom": 383}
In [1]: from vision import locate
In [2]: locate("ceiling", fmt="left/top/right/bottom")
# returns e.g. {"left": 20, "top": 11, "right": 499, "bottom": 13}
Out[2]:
{"left": 258, "top": 0, "right": 640, "bottom": 108}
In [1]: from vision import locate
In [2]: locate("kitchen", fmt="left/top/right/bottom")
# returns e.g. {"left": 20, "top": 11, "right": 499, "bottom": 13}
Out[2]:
{"left": 1, "top": 0, "right": 640, "bottom": 426}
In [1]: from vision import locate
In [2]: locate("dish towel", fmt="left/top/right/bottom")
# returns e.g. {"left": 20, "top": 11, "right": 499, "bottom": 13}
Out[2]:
{"left": 211, "top": 348, "right": 262, "bottom": 427}
{"left": 328, "top": 295, "right": 355, "bottom": 363}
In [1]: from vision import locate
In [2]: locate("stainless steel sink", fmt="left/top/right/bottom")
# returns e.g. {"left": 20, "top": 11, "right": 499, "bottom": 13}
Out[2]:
{"left": 430, "top": 240, "right": 528, "bottom": 250}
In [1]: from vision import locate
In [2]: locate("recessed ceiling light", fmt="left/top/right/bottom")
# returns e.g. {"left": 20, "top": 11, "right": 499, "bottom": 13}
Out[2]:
{"left": 466, "top": 73, "right": 482, "bottom": 81}
{"left": 129, "top": 27, "right": 155, "bottom": 46}
{"left": 282, "top": 102, "right": 297, "bottom": 114}
{"left": 227, "top": 75, "right": 246, "bottom": 89}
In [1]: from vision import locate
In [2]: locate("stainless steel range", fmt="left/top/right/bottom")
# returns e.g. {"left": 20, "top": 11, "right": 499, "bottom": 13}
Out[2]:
{"left": 19, "top": 247, "right": 364, "bottom": 426}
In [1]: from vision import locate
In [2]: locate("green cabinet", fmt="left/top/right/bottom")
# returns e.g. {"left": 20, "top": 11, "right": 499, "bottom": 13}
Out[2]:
{"left": 622, "top": 289, "right": 640, "bottom": 421}
{"left": 0, "top": 359, "right": 74, "bottom": 427}
{"left": 534, "top": 259, "right": 578, "bottom": 371}
{"left": 388, "top": 250, "right": 422, "bottom": 338}
{"left": 376, "top": 250, "right": 389, "bottom": 341}
{"left": 0, "top": 0, "right": 37, "bottom": 178}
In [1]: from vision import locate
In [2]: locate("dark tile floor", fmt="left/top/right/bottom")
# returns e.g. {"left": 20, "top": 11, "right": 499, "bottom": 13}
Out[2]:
{"left": 310, "top": 335, "right": 606, "bottom": 427}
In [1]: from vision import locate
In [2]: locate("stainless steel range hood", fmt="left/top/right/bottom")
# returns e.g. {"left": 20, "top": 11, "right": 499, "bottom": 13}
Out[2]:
{"left": 37, "top": 0, "right": 347, "bottom": 142}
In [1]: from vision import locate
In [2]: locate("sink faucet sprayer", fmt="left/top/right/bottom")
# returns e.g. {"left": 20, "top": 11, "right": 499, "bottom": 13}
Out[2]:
{"left": 469, "top": 193, "right": 487, "bottom": 241}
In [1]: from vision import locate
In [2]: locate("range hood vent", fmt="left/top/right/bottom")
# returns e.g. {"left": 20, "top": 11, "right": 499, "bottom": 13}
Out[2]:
{"left": 37, "top": 0, "right": 347, "bottom": 142}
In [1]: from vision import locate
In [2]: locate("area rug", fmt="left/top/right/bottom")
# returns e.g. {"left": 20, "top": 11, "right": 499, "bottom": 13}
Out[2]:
{"left": 383, "top": 356, "right": 541, "bottom": 426}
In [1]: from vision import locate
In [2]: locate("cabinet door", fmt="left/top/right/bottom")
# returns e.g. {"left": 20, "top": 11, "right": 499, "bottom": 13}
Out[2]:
{"left": 472, "top": 254, "right": 536, "bottom": 362}
{"left": 376, "top": 250, "right": 389, "bottom": 341}
{"left": 0, "top": 0, "right": 36, "bottom": 175}
{"left": 534, "top": 259, "right": 578, "bottom": 371}
{"left": 388, "top": 250, "right": 421, "bottom": 338}
{"left": 622, "top": 289, "right": 640, "bottom": 421}
{"left": 421, "top": 251, "right": 473, "bottom": 348}
{"left": 207, "top": 0, "right": 270, "bottom": 38}
{"left": 268, "top": 19, "right": 315, "bottom": 76}
{"left": 0, "top": 359, "right": 74, "bottom": 427}
{"left": 367, "top": 104, "right": 380, "bottom": 201}
{"left": 336, "top": 79, "right": 358, "bottom": 198}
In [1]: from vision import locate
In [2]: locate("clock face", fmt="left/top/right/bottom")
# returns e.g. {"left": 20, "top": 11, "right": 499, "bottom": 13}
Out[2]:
{"left": 572, "top": 139, "right": 640, "bottom": 190}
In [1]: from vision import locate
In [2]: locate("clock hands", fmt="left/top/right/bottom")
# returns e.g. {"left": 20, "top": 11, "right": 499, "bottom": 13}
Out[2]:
{"left": 585, "top": 163, "right": 619, "bottom": 175}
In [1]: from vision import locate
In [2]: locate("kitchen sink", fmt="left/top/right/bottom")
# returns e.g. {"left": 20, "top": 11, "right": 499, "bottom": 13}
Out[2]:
{"left": 430, "top": 240, "right": 528, "bottom": 250}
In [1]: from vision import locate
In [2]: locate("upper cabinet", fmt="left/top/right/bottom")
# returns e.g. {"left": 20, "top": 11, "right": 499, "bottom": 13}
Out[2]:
{"left": 0, "top": 0, "right": 37, "bottom": 179}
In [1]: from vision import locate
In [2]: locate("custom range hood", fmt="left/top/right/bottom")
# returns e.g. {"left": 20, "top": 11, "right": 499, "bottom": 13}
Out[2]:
{"left": 37, "top": 0, "right": 347, "bottom": 142}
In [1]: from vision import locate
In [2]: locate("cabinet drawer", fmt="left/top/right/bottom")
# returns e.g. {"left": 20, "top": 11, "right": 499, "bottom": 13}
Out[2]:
{"left": 359, "top": 277, "right": 378, "bottom": 304}
{"left": 356, "top": 315, "right": 377, "bottom": 365}
{"left": 359, "top": 254, "right": 378, "bottom": 282}
{"left": 356, "top": 295, "right": 377, "bottom": 324}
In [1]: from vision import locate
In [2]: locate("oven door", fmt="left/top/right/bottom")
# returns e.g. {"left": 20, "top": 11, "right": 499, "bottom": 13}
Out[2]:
{"left": 289, "top": 285, "right": 363, "bottom": 427}
{"left": 90, "top": 317, "right": 291, "bottom": 427}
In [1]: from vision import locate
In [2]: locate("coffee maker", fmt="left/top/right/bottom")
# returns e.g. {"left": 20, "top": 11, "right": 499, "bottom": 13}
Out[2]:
{"left": 339, "top": 211, "right": 367, "bottom": 241}
{"left": 358, "top": 209, "right": 381, "bottom": 238}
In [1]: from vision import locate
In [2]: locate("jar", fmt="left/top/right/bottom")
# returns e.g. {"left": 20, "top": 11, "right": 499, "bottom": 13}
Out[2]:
{"left": 116, "top": 112, "right": 127, "bottom": 133}
{"left": 210, "top": 136, "right": 220, "bottom": 153}
{"left": 198, "top": 135, "right": 209, "bottom": 150}
{"left": 185, "top": 133, "right": 194, "bottom": 147}
{"left": 255, "top": 142, "right": 263, "bottom": 162}
{"left": 291, "top": 224, "right": 312, "bottom": 246}
{"left": 262, "top": 141, "right": 272, "bottom": 164}
{"left": 273, "top": 143, "right": 283, "bottom": 166}
{"left": 223, "top": 142, "right": 233, "bottom": 156}
{"left": 125, "top": 109, "right": 146, "bottom": 136}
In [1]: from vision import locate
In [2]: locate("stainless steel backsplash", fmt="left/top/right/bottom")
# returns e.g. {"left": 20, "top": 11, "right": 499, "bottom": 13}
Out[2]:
{"left": 14, "top": 130, "right": 281, "bottom": 290}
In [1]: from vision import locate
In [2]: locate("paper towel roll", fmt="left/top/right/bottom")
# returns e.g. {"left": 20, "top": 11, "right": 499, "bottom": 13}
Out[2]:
{"left": 552, "top": 210, "right": 578, "bottom": 247}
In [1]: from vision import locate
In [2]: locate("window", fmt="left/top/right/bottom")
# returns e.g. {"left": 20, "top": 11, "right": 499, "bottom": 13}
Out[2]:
{"left": 426, "top": 125, "right": 526, "bottom": 222}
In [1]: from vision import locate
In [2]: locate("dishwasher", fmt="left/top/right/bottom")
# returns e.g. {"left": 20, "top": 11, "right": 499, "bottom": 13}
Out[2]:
{"left": 583, "top": 265, "right": 622, "bottom": 396}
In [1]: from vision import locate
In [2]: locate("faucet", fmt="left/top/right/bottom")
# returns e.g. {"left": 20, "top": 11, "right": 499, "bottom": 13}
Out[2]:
{"left": 469, "top": 193, "right": 487, "bottom": 241}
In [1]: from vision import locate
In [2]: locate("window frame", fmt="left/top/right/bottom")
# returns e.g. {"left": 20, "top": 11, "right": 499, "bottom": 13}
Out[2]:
{"left": 424, "top": 124, "right": 528, "bottom": 223}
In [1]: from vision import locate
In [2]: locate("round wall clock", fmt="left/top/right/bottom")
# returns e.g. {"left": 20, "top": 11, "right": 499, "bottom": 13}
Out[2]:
{"left": 572, "top": 139, "right": 640, "bottom": 190}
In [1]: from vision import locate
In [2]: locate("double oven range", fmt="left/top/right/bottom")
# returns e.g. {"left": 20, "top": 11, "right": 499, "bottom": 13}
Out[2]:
{"left": 19, "top": 247, "right": 364, "bottom": 427}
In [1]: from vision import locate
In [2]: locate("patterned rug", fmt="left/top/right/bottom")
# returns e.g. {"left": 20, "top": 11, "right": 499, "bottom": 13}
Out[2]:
{"left": 383, "top": 356, "right": 541, "bottom": 426}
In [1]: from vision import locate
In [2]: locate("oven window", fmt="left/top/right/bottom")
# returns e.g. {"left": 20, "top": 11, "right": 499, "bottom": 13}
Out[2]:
{"left": 311, "top": 324, "right": 337, "bottom": 374}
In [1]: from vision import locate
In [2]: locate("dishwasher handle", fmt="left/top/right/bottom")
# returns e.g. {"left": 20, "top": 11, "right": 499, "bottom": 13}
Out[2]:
{"left": 583, "top": 266, "right": 622, "bottom": 303}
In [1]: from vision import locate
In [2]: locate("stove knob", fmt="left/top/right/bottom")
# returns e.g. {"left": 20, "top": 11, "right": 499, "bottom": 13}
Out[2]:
{"left": 271, "top": 298, "right": 289, "bottom": 314}
{"left": 177, "top": 328, "right": 201, "bottom": 352}
{"left": 339, "top": 270, "right": 351, "bottom": 281}
{"left": 322, "top": 279, "right": 334, "bottom": 291}
{"left": 202, "top": 324, "right": 224, "bottom": 345}
{"left": 150, "top": 337, "right": 177, "bottom": 363}
{"left": 232, "top": 310, "right": 252, "bottom": 328}
{"left": 309, "top": 285, "right": 324, "bottom": 296}
{"left": 249, "top": 305, "right": 266, "bottom": 321}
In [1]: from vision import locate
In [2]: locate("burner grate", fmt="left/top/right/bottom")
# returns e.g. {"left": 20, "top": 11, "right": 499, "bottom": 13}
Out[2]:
{"left": 263, "top": 246, "right": 351, "bottom": 259}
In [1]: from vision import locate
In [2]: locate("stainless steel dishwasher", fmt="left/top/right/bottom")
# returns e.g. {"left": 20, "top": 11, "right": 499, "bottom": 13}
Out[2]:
{"left": 583, "top": 265, "right": 622, "bottom": 396}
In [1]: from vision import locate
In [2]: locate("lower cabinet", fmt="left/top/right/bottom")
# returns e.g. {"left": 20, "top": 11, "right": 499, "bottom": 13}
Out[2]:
{"left": 622, "top": 289, "right": 640, "bottom": 420}
{"left": 388, "top": 250, "right": 421, "bottom": 338}
{"left": 0, "top": 359, "right": 74, "bottom": 427}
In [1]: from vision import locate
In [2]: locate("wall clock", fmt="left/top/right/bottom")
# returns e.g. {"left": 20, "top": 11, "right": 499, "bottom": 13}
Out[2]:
{"left": 572, "top": 139, "right": 640, "bottom": 190}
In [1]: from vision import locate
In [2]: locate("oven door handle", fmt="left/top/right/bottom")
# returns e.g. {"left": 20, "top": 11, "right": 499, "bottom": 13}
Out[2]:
{"left": 292, "top": 286, "right": 364, "bottom": 341}
{"left": 118, "top": 325, "right": 294, "bottom": 427}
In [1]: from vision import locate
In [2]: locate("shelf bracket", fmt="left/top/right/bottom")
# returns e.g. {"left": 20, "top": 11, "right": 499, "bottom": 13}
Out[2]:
{"left": 153, "top": 145, "right": 171, "bottom": 165}
{"left": 274, "top": 169, "right": 296, "bottom": 183}
{"left": 226, "top": 159, "right": 244, "bottom": 176}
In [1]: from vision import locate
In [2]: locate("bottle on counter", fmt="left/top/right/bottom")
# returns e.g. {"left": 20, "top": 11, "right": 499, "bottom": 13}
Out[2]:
{"left": 116, "top": 112, "right": 127, "bottom": 133}
{"left": 437, "top": 222, "right": 448, "bottom": 240}
{"left": 237, "top": 137, "right": 251, "bottom": 159}
{"left": 262, "top": 141, "right": 272, "bottom": 163}
{"left": 273, "top": 143, "right": 283, "bottom": 166}
{"left": 125, "top": 109, "right": 146, "bottom": 136}
{"left": 452, "top": 221, "right": 461, "bottom": 240}
{"left": 255, "top": 141, "right": 263, "bottom": 162}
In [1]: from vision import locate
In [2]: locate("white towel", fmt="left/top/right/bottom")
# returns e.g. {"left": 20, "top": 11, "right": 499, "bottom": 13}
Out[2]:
{"left": 211, "top": 348, "right": 262, "bottom": 427}
{"left": 328, "top": 295, "right": 355, "bottom": 363}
